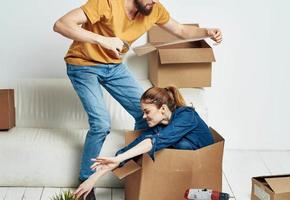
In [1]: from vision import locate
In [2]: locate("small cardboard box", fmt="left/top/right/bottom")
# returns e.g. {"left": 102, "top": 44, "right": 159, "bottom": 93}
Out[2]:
{"left": 0, "top": 89, "right": 15, "bottom": 130}
{"left": 137, "top": 25, "right": 215, "bottom": 88}
{"left": 251, "top": 174, "right": 290, "bottom": 200}
{"left": 113, "top": 127, "right": 224, "bottom": 200}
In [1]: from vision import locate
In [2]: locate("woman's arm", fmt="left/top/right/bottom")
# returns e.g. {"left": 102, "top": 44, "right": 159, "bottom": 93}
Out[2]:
{"left": 90, "top": 138, "right": 153, "bottom": 170}
{"left": 116, "top": 138, "right": 152, "bottom": 163}
{"left": 94, "top": 108, "right": 199, "bottom": 168}
{"left": 73, "top": 167, "right": 111, "bottom": 199}
{"left": 73, "top": 138, "right": 153, "bottom": 199}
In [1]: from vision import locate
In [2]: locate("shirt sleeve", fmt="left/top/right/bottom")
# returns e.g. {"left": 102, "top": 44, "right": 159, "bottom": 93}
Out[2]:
{"left": 154, "top": 2, "right": 170, "bottom": 25}
{"left": 148, "top": 108, "right": 199, "bottom": 159}
{"left": 81, "top": 0, "right": 111, "bottom": 24}
{"left": 114, "top": 128, "right": 158, "bottom": 168}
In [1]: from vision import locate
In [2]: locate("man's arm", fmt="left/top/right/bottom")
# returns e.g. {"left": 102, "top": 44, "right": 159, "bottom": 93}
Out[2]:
{"left": 53, "top": 8, "right": 102, "bottom": 43}
{"left": 160, "top": 17, "right": 222, "bottom": 44}
{"left": 53, "top": 8, "right": 124, "bottom": 57}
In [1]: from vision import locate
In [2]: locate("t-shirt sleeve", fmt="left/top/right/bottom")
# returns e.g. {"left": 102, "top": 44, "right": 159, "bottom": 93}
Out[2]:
{"left": 81, "top": 0, "right": 111, "bottom": 24}
{"left": 154, "top": 2, "right": 170, "bottom": 25}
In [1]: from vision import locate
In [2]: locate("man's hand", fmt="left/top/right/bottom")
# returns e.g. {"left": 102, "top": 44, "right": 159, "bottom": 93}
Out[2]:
{"left": 207, "top": 28, "right": 222, "bottom": 44}
{"left": 90, "top": 156, "right": 120, "bottom": 171}
{"left": 73, "top": 178, "right": 95, "bottom": 200}
{"left": 98, "top": 36, "right": 125, "bottom": 58}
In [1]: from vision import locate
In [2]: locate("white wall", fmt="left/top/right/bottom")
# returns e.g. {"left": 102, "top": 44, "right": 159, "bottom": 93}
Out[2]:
{"left": 1, "top": 0, "right": 290, "bottom": 149}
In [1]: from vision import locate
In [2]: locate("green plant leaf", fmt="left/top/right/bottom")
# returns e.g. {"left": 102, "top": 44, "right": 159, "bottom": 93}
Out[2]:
{"left": 50, "top": 190, "right": 79, "bottom": 200}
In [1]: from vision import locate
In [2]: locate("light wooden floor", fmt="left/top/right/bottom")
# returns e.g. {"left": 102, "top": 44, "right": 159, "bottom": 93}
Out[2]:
{"left": 1, "top": 150, "right": 290, "bottom": 200}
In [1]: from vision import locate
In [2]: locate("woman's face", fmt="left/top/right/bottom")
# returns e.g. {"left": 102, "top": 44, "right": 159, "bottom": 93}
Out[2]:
{"left": 141, "top": 102, "right": 164, "bottom": 127}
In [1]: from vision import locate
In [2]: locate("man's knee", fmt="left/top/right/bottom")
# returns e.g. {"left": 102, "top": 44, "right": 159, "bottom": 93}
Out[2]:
{"left": 88, "top": 119, "right": 111, "bottom": 136}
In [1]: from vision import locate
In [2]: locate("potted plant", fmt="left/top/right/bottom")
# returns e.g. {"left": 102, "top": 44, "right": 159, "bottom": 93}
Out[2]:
{"left": 51, "top": 190, "right": 80, "bottom": 200}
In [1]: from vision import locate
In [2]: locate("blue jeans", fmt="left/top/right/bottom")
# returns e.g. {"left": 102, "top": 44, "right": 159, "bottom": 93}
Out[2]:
{"left": 66, "top": 63, "right": 148, "bottom": 181}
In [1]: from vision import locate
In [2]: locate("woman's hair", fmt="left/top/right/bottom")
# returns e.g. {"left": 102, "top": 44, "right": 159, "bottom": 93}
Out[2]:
{"left": 141, "top": 86, "right": 186, "bottom": 112}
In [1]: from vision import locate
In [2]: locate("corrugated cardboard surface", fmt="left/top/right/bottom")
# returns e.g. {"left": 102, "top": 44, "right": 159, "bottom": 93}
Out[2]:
{"left": 0, "top": 89, "right": 15, "bottom": 130}
{"left": 251, "top": 175, "right": 290, "bottom": 200}
{"left": 156, "top": 62, "right": 212, "bottom": 88}
{"left": 114, "top": 128, "right": 224, "bottom": 200}
{"left": 148, "top": 24, "right": 199, "bottom": 44}
{"left": 146, "top": 25, "right": 215, "bottom": 88}
{"left": 265, "top": 177, "right": 290, "bottom": 193}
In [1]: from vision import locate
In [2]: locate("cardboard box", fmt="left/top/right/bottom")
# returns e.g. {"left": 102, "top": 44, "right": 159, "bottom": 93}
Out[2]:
{"left": 251, "top": 174, "right": 290, "bottom": 200}
{"left": 0, "top": 89, "right": 15, "bottom": 130}
{"left": 136, "top": 25, "right": 215, "bottom": 88}
{"left": 113, "top": 127, "right": 224, "bottom": 200}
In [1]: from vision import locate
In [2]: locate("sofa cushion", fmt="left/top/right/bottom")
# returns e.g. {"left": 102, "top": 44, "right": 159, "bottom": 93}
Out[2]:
{"left": 0, "top": 128, "right": 126, "bottom": 187}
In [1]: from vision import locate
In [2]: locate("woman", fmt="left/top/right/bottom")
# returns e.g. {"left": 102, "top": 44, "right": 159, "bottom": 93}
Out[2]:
{"left": 74, "top": 86, "right": 214, "bottom": 199}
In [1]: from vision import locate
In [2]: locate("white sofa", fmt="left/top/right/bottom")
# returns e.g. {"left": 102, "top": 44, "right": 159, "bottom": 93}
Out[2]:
{"left": 0, "top": 79, "right": 208, "bottom": 187}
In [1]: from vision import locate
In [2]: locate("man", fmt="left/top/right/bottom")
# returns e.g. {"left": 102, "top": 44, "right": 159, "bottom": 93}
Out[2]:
{"left": 53, "top": 0, "right": 222, "bottom": 199}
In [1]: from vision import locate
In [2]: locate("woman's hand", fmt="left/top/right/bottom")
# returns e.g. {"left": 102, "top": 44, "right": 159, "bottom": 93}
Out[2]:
{"left": 207, "top": 28, "right": 222, "bottom": 44}
{"left": 73, "top": 177, "right": 95, "bottom": 200}
{"left": 90, "top": 156, "right": 121, "bottom": 171}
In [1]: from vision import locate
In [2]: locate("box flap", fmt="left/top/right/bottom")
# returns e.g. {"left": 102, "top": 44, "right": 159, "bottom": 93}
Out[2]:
{"left": 265, "top": 177, "right": 290, "bottom": 193}
{"left": 133, "top": 37, "right": 209, "bottom": 56}
{"left": 253, "top": 174, "right": 290, "bottom": 180}
{"left": 125, "top": 131, "right": 142, "bottom": 145}
{"left": 148, "top": 24, "right": 199, "bottom": 43}
{"left": 112, "top": 160, "right": 141, "bottom": 180}
{"left": 112, "top": 131, "right": 143, "bottom": 180}
{"left": 209, "top": 127, "right": 224, "bottom": 143}
{"left": 158, "top": 48, "right": 215, "bottom": 64}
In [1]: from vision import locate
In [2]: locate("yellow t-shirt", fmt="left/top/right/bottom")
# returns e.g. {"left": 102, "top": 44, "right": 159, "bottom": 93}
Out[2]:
{"left": 65, "top": 0, "right": 170, "bottom": 66}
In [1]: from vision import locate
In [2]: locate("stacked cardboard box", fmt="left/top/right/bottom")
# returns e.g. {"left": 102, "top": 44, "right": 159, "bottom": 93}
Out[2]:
{"left": 114, "top": 128, "right": 224, "bottom": 200}
{"left": 135, "top": 24, "right": 215, "bottom": 88}
{"left": 0, "top": 89, "right": 15, "bottom": 130}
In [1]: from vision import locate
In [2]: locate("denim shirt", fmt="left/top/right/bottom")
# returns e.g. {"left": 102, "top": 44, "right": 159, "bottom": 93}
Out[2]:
{"left": 115, "top": 106, "right": 214, "bottom": 167}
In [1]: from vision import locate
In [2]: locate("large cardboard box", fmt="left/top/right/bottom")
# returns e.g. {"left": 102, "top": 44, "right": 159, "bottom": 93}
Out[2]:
{"left": 138, "top": 25, "right": 215, "bottom": 88}
{"left": 0, "top": 89, "right": 15, "bottom": 130}
{"left": 251, "top": 174, "right": 290, "bottom": 200}
{"left": 113, "top": 127, "right": 224, "bottom": 200}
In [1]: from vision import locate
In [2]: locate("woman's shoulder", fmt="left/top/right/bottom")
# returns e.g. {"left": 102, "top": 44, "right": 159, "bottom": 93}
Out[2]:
{"left": 175, "top": 106, "right": 195, "bottom": 114}
{"left": 173, "top": 106, "right": 196, "bottom": 119}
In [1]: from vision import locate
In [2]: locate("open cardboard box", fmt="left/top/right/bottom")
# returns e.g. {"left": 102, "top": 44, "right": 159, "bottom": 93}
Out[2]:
{"left": 133, "top": 24, "right": 215, "bottom": 88}
{"left": 251, "top": 174, "right": 290, "bottom": 200}
{"left": 113, "top": 127, "right": 224, "bottom": 200}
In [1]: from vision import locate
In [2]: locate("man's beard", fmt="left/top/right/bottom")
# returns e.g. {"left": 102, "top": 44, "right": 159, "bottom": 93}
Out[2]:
{"left": 134, "top": 0, "right": 154, "bottom": 16}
